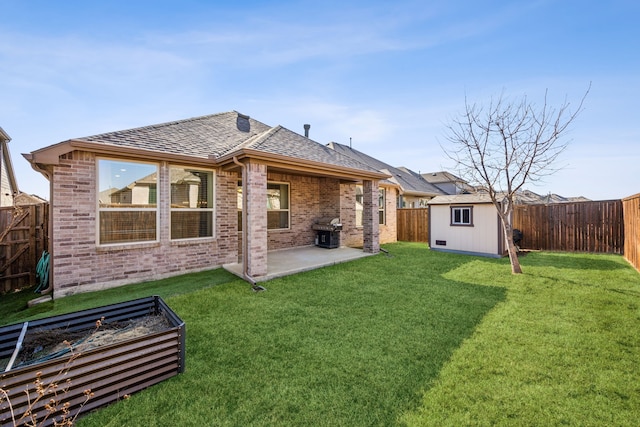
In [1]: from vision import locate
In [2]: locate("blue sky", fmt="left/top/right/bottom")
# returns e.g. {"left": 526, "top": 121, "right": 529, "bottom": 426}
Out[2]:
{"left": 2, "top": 0, "right": 638, "bottom": 200}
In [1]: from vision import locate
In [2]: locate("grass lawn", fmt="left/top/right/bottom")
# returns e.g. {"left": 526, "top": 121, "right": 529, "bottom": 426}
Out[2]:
{"left": 2, "top": 243, "right": 639, "bottom": 426}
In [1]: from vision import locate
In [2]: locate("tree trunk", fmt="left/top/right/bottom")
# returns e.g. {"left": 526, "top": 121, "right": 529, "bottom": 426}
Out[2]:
{"left": 498, "top": 211, "right": 523, "bottom": 274}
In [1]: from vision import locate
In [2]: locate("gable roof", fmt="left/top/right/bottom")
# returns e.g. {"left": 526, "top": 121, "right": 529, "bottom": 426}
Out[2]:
{"left": 327, "top": 142, "right": 444, "bottom": 197}
{"left": 25, "top": 111, "right": 388, "bottom": 181}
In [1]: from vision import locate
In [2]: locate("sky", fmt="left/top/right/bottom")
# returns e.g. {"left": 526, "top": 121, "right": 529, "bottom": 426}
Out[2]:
{"left": 1, "top": 0, "right": 638, "bottom": 201}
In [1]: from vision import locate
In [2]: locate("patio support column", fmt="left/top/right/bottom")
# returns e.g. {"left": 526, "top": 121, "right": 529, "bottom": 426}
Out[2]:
{"left": 242, "top": 160, "right": 268, "bottom": 277}
{"left": 362, "top": 179, "right": 380, "bottom": 254}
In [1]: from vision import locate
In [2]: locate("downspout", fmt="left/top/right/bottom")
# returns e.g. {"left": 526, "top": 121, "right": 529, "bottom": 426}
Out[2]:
{"left": 232, "top": 156, "right": 262, "bottom": 289}
{"left": 29, "top": 162, "right": 54, "bottom": 296}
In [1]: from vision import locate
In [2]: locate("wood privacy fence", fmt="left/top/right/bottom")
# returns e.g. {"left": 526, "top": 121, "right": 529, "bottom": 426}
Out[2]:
{"left": 623, "top": 194, "right": 640, "bottom": 271}
{"left": 397, "top": 208, "right": 429, "bottom": 242}
{"left": 512, "top": 200, "right": 624, "bottom": 254}
{"left": 0, "top": 203, "right": 49, "bottom": 293}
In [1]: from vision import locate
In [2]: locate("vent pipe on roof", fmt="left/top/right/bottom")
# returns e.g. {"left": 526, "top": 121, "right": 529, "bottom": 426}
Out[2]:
{"left": 304, "top": 124, "right": 310, "bottom": 138}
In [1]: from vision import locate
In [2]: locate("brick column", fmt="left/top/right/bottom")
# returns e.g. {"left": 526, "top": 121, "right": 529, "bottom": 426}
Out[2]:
{"left": 243, "top": 160, "right": 268, "bottom": 277}
{"left": 362, "top": 179, "right": 380, "bottom": 253}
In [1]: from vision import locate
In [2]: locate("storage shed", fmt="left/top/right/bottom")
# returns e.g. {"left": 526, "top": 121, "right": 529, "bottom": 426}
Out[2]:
{"left": 427, "top": 193, "right": 506, "bottom": 258}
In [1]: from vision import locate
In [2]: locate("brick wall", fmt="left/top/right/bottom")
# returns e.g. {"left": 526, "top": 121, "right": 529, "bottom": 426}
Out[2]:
{"left": 266, "top": 172, "right": 322, "bottom": 250}
{"left": 379, "top": 186, "right": 398, "bottom": 244}
{"left": 51, "top": 150, "right": 238, "bottom": 297}
{"left": 339, "top": 183, "right": 397, "bottom": 247}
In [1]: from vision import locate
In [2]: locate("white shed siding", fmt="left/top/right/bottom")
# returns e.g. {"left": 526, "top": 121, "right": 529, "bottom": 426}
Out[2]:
{"left": 1, "top": 157, "right": 13, "bottom": 207}
{"left": 430, "top": 203, "right": 502, "bottom": 256}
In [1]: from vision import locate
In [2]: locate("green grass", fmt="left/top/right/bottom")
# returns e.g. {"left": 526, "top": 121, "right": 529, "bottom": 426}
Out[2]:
{"left": 0, "top": 268, "right": 240, "bottom": 326}
{"left": 2, "top": 243, "right": 639, "bottom": 426}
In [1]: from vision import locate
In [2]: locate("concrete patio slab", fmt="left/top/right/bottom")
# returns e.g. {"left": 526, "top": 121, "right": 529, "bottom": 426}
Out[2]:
{"left": 223, "top": 246, "right": 375, "bottom": 282}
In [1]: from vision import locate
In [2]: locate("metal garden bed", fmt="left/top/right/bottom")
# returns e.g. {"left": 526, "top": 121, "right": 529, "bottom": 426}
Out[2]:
{"left": 0, "top": 296, "right": 185, "bottom": 426}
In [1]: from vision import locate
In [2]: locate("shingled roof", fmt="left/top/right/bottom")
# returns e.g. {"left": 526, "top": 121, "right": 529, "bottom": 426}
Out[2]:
{"left": 80, "top": 111, "right": 272, "bottom": 159}
{"left": 327, "top": 142, "right": 444, "bottom": 196}
{"left": 30, "top": 111, "right": 385, "bottom": 178}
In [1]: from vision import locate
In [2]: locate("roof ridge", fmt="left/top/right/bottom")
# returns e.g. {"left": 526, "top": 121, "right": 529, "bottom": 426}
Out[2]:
{"left": 79, "top": 111, "right": 241, "bottom": 140}
{"left": 229, "top": 125, "right": 281, "bottom": 152}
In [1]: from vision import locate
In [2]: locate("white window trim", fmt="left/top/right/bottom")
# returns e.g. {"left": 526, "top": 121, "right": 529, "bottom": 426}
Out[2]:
{"left": 451, "top": 205, "right": 473, "bottom": 226}
{"left": 96, "top": 158, "right": 159, "bottom": 247}
{"left": 169, "top": 166, "right": 216, "bottom": 241}
{"left": 267, "top": 180, "right": 290, "bottom": 230}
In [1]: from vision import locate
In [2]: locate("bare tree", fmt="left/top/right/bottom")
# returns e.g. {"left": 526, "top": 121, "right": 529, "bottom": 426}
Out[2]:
{"left": 443, "top": 87, "right": 589, "bottom": 273}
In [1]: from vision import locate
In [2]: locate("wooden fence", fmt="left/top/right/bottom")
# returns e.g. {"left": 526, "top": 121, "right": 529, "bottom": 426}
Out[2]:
{"left": 0, "top": 203, "right": 49, "bottom": 293}
{"left": 396, "top": 208, "right": 429, "bottom": 242}
{"left": 397, "top": 200, "right": 628, "bottom": 258}
{"left": 512, "top": 200, "right": 624, "bottom": 254}
{"left": 623, "top": 194, "right": 640, "bottom": 271}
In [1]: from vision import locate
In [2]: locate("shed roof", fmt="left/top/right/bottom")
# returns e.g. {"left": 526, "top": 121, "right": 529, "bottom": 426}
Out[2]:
{"left": 428, "top": 193, "right": 498, "bottom": 205}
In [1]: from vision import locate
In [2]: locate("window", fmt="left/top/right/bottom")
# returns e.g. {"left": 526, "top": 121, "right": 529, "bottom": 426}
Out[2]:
{"left": 267, "top": 182, "right": 289, "bottom": 229}
{"left": 170, "top": 167, "right": 214, "bottom": 240}
{"left": 379, "top": 188, "right": 386, "bottom": 225}
{"left": 451, "top": 206, "right": 473, "bottom": 226}
{"left": 355, "top": 185, "right": 385, "bottom": 226}
{"left": 355, "top": 185, "right": 364, "bottom": 227}
{"left": 237, "top": 181, "right": 290, "bottom": 230}
{"left": 98, "top": 159, "right": 158, "bottom": 245}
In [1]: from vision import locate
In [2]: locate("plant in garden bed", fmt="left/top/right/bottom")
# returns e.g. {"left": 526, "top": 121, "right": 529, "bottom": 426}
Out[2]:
{"left": 1, "top": 342, "right": 94, "bottom": 427}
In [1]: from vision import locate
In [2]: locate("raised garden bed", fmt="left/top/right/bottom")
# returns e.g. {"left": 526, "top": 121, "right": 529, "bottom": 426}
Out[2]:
{"left": 0, "top": 296, "right": 185, "bottom": 427}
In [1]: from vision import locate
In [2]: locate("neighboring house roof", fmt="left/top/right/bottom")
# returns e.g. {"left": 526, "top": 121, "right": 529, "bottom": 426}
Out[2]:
{"left": 429, "top": 190, "right": 590, "bottom": 206}
{"left": 326, "top": 142, "right": 445, "bottom": 197}
{"left": 25, "top": 111, "right": 389, "bottom": 182}
{"left": 421, "top": 171, "right": 476, "bottom": 194}
{"left": 514, "top": 189, "right": 590, "bottom": 204}
{"left": 421, "top": 170, "right": 464, "bottom": 184}
{"left": 1, "top": 126, "right": 19, "bottom": 206}
{"left": 14, "top": 193, "right": 47, "bottom": 205}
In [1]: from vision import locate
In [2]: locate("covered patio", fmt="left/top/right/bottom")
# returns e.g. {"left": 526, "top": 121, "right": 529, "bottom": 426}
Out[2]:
{"left": 223, "top": 246, "right": 375, "bottom": 282}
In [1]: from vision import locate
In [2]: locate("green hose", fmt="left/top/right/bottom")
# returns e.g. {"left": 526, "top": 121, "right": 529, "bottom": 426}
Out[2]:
{"left": 34, "top": 250, "right": 50, "bottom": 293}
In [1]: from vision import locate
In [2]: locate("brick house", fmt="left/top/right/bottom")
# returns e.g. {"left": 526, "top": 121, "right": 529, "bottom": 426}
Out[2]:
{"left": 327, "top": 142, "right": 444, "bottom": 209}
{"left": 24, "top": 112, "right": 391, "bottom": 297}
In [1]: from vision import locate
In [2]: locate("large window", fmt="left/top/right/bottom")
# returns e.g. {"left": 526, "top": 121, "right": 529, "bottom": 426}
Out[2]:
{"left": 355, "top": 185, "right": 385, "bottom": 226}
{"left": 170, "top": 167, "right": 214, "bottom": 239}
{"left": 237, "top": 181, "right": 290, "bottom": 230}
{"left": 451, "top": 206, "right": 473, "bottom": 226}
{"left": 98, "top": 159, "right": 158, "bottom": 245}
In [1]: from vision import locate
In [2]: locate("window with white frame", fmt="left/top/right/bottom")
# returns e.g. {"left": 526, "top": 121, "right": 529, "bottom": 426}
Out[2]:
{"left": 267, "top": 182, "right": 289, "bottom": 229}
{"left": 170, "top": 167, "right": 214, "bottom": 240}
{"left": 355, "top": 185, "right": 385, "bottom": 226}
{"left": 237, "top": 181, "right": 290, "bottom": 230}
{"left": 451, "top": 206, "right": 473, "bottom": 226}
{"left": 98, "top": 159, "right": 158, "bottom": 245}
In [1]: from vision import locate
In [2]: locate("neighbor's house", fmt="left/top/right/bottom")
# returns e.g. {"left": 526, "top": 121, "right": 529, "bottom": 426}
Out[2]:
{"left": 1, "top": 127, "right": 19, "bottom": 207}
{"left": 421, "top": 171, "right": 475, "bottom": 195}
{"left": 327, "top": 142, "right": 444, "bottom": 210}
{"left": 24, "top": 112, "right": 390, "bottom": 297}
{"left": 427, "top": 193, "right": 507, "bottom": 258}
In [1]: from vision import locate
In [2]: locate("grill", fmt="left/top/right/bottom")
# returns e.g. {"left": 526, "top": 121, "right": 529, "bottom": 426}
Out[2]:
{"left": 312, "top": 217, "right": 342, "bottom": 248}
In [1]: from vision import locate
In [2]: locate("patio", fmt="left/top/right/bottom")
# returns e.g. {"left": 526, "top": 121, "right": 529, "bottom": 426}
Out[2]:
{"left": 223, "top": 246, "right": 375, "bottom": 282}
